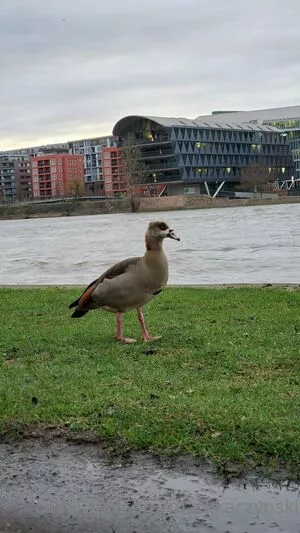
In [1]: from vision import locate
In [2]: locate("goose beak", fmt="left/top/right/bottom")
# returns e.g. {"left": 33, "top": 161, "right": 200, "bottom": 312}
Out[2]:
{"left": 168, "top": 229, "right": 180, "bottom": 241}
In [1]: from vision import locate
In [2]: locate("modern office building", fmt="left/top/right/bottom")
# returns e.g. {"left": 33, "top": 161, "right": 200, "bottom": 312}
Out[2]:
{"left": 112, "top": 115, "right": 295, "bottom": 196}
{"left": 0, "top": 154, "right": 32, "bottom": 201}
{"left": 197, "top": 105, "right": 300, "bottom": 187}
{"left": 1, "top": 106, "right": 298, "bottom": 199}
{"left": 31, "top": 154, "right": 84, "bottom": 198}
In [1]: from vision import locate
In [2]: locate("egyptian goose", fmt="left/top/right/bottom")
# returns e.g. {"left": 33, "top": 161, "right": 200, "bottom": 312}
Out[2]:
{"left": 69, "top": 221, "right": 180, "bottom": 343}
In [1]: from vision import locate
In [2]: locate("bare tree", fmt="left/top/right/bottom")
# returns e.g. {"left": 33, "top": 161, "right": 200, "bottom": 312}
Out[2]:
{"left": 68, "top": 176, "right": 85, "bottom": 200}
{"left": 64, "top": 176, "right": 85, "bottom": 216}
{"left": 85, "top": 180, "right": 103, "bottom": 196}
{"left": 238, "top": 164, "right": 275, "bottom": 193}
{"left": 121, "top": 133, "right": 145, "bottom": 212}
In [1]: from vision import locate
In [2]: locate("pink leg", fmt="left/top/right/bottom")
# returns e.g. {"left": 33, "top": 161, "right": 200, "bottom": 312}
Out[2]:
{"left": 115, "top": 312, "right": 136, "bottom": 344}
{"left": 137, "top": 308, "right": 161, "bottom": 342}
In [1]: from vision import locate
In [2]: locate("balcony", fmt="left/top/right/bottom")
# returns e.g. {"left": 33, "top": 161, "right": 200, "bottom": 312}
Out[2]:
{"left": 140, "top": 161, "right": 178, "bottom": 172}
{"left": 133, "top": 136, "right": 170, "bottom": 146}
{"left": 144, "top": 173, "right": 181, "bottom": 183}
{"left": 141, "top": 149, "right": 174, "bottom": 159}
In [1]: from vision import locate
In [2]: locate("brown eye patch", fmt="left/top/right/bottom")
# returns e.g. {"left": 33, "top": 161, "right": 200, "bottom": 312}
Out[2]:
{"left": 159, "top": 223, "right": 168, "bottom": 231}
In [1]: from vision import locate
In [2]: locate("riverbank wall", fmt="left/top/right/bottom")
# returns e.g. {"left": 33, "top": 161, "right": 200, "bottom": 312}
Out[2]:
{"left": 0, "top": 195, "right": 300, "bottom": 220}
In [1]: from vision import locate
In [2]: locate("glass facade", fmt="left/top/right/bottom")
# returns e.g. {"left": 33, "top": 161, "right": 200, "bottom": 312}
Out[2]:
{"left": 113, "top": 116, "right": 295, "bottom": 190}
{"left": 115, "top": 118, "right": 181, "bottom": 185}
{"left": 266, "top": 119, "right": 300, "bottom": 179}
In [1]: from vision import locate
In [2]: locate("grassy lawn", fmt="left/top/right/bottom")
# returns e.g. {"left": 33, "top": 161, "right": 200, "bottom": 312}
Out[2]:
{"left": 1, "top": 287, "right": 300, "bottom": 478}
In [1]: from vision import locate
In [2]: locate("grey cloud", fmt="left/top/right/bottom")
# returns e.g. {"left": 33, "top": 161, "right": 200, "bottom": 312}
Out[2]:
{"left": 0, "top": 0, "right": 299, "bottom": 149}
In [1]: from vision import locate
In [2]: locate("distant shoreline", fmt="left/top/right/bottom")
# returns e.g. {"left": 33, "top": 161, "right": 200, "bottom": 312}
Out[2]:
{"left": 0, "top": 194, "right": 300, "bottom": 220}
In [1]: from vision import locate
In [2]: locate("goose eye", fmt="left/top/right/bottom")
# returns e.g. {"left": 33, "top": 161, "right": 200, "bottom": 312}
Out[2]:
{"left": 159, "top": 223, "right": 168, "bottom": 231}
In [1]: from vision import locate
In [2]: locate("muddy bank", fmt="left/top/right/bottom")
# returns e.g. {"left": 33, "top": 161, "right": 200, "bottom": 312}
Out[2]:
{"left": 0, "top": 438, "right": 300, "bottom": 533}
{"left": 1, "top": 195, "right": 300, "bottom": 220}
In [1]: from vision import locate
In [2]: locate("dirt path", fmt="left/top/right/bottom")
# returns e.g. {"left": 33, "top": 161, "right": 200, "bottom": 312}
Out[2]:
{"left": 0, "top": 439, "right": 300, "bottom": 532}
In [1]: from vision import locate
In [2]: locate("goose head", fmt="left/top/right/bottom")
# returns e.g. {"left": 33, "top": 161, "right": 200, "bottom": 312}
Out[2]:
{"left": 145, "top": 221, "right": 180, "bottom": 250}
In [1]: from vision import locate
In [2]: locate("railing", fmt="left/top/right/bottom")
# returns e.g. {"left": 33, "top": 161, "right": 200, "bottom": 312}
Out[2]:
{"left": 144, "top": 174, "right": 181, "bottom": 183}
{"left": 133, "top": 136, "right": 170, "bottom": 146}
{"left": 140, "top": 149, "right": 174, "bottom": 159}
{"left": 140, "top": 162, "right": 178, "bottom": 172}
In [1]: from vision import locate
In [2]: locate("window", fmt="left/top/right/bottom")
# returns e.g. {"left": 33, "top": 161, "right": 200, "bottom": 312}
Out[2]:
{"left": 251, "top": 144, "right": 262, "bottom": 152}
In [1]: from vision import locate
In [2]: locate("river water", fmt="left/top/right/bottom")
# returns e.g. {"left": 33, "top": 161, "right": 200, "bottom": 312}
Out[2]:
{"left": 0, "top": 204, "right": 299, "bottom": 285}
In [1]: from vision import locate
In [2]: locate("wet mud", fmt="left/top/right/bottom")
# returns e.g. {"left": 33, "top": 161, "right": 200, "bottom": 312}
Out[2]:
{"left": 0, "top": 438, "right": 300, "bottom": 533}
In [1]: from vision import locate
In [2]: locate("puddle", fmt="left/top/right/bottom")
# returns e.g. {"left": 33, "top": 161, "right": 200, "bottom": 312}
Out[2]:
{"left": 0, "top": 439, "right": 299, "bottom": 532}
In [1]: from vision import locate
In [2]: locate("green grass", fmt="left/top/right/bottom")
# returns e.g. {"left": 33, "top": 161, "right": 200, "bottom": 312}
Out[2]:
{"left": 1, "top": 287, "right": 300, "bottom": 478}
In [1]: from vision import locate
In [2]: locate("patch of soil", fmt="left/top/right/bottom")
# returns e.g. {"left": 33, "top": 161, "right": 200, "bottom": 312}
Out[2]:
{"left": 0, "top": 436, "right": 299, "bottom": 533}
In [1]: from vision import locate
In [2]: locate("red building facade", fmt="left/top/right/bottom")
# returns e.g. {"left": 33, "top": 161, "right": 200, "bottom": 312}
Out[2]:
{"left": 101, "top": 146, "right": 165, "bottom": 197}
{"left": 31, "top": 154, "right": 84, "bottom": 198}
{"left": 102, "top": 146, "right": 125, "bottom": 196}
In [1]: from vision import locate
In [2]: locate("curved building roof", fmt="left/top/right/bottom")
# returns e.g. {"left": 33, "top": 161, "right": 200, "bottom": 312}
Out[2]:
{"left": 113, "top": 115, "right": 282, "bottom": 137}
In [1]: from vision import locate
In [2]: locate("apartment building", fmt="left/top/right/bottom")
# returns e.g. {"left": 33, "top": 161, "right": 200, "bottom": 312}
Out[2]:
{"left": 68, "top": 136, "right": 117, "bottom": 194}
{"left": 31, "top": 154, "right": 84, "bottom": 198}
{"left": 0, "top": 154, "right": 32, "bottom": 201}
{"left": 1, "top": 136, "right": 117, "bottom": 195}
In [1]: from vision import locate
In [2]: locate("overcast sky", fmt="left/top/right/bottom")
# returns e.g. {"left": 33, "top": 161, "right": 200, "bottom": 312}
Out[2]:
{"left": 0, "top": 0, "right": 299, "bottom": 150}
